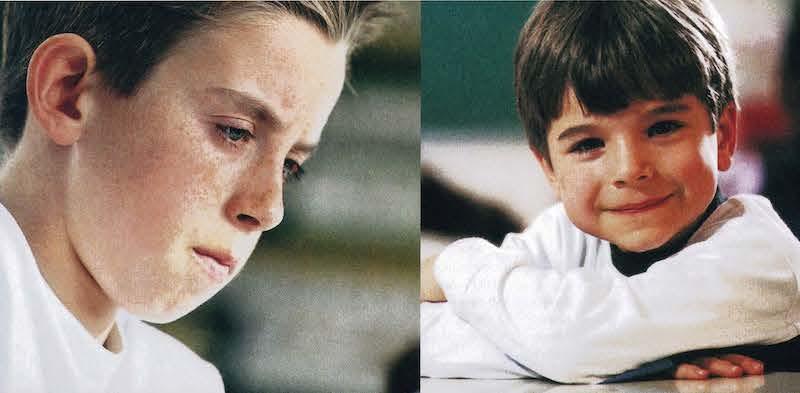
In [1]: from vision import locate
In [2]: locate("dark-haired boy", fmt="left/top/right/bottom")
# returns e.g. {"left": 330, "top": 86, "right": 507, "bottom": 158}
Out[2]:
{"left": 0, "top": 3, "right": 387, "bottom": 392}
{"left": 421, "top": 0, "right": 800, "bottom": 384}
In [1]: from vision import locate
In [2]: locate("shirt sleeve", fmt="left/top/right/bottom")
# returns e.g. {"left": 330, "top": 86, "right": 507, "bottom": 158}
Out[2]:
{"left": 420, "top": 302, "right": 539, "bottom": 378}
{"left": 420, "top": 204, "right": 589, "bottom": 380}
{"left": 434, "top": 196, "right": 800, "bottom": 383}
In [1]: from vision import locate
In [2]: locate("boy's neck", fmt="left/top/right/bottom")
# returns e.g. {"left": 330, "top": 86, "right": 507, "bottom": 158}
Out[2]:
{"left": 0, "top": 135, "right": 119, "bottom": 349}
{"left": 610, "top": 189, "right": 726, "bottom": 277}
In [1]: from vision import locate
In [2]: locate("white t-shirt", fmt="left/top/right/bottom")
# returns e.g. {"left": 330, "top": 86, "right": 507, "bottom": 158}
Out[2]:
{"left": 421, "top": 194, "right": 800, "bottom": 383}
{"left": 0, "top": 203, "right": 225, "bottom": 393}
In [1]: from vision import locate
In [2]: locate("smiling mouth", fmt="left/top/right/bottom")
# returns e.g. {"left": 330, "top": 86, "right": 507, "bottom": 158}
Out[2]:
{"left": 192, "top": 247, "right": 236, "bottom": 283}
{"left": 609, "top": 194, "right": 673, "bottom": 214}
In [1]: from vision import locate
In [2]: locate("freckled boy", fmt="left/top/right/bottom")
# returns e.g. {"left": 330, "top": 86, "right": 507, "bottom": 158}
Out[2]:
{"left": 0, "top": 3, "right": 388, "bottom": 392}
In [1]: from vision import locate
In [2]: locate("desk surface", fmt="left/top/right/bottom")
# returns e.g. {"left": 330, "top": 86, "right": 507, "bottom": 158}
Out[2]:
{"left": 422, "top": 372, "right": 800, "bottom": 393}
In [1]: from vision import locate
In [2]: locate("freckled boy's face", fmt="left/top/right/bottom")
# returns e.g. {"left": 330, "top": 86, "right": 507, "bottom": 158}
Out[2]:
{"left": 536, "top": 88, "right": 736, "bottom": 252}
{"left": 65, "top": 14, "right": 347, "bottom": 322}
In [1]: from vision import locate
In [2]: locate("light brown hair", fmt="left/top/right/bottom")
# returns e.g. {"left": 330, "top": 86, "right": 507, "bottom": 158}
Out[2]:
{"left": 0, "top": 2, "right": 391, "bottom": 150}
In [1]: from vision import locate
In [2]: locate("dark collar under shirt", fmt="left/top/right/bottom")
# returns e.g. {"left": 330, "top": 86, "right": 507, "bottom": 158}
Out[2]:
{"left": 610, "top": 189, "right": 726, "bottom": 277}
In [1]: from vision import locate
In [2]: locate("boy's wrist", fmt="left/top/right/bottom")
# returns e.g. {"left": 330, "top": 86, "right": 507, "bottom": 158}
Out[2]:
{"left": 420, "top": 254, "right": 446, "bottom": 302}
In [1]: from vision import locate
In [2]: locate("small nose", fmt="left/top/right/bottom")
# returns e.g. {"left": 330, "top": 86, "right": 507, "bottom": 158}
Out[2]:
{"left": 611, "top": 138, "right": 652, "bottom": 188}
{"left": 226, "top": 164, "right": 285, "bottom": 233}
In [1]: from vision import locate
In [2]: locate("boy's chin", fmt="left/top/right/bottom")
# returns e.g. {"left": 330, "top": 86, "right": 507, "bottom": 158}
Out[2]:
{"left": 133, "top": 309, "right": 191, "bottom": 324}
{"left": 125, "top": 303, "right": 195, "bottom": 324}
{"left": 120, "top": 292, "right": 215, "bottom": 324}
{"left": 611, "top": 231, "right": 672, "bottom": 253}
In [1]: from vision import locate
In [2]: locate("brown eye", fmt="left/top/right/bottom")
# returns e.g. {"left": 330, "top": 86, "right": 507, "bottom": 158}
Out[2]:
{"left": 569, "top": 138, "right": 604, "bottom": 154}
{"left": 648, "top": 121, "right": 683, "bottom": 137}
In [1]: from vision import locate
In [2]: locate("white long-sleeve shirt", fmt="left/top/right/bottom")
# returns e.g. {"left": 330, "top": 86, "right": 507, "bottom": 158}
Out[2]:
{"left": 421, "top": 194, "right": 800, "bottom": 383}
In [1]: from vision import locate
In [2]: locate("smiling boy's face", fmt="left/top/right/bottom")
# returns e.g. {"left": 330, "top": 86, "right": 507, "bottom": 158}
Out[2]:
{"left": 535, "top": 88, "right": 737, "bottom": 252}
{"left": 65, "top": 14, "right": 347, "bottom": 322}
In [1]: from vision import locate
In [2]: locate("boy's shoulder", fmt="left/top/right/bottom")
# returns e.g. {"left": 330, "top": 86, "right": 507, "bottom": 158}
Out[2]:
{"left": 712, "top": 194, "right": 774, "bottom": 218}
{"left": 115, "top": 313, "right": 225, "bottom": 391}
{"left": 691, "top": 193, "right": 800, "bottom": 274}
{"left": 696, "top": 194, "right": 797, "bottom": 245}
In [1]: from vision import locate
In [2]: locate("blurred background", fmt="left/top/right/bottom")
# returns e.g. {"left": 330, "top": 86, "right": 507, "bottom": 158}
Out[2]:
{"left": 422, "top": 1, "right": 545, "bottom": 256}
{"left": 160, "top": 3, "right": 420, "bottom": 393}
{"left": 421, "top": 0, "right": 800, "bottom": 257}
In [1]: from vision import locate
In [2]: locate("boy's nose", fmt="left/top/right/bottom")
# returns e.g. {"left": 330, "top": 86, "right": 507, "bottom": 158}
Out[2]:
{"left": 235, "top": 204, "right": 284, "bottom": 232}
{"left": 611, "top": 141, "right": 653, "bottom": 188}
{"left": 225, "top": 164, "right": 285, "bottom": 233}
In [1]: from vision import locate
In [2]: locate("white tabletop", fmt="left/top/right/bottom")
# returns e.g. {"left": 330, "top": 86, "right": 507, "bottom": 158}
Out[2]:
{"left": 421, "top": 372, "right": 800, "bottom": 393}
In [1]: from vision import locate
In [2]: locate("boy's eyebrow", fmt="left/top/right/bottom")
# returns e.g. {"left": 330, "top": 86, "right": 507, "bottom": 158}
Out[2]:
{"left": 205, "top": 87, "right": 287, "bottom": 129}
{"left": 555, "top": 102, "right": 691, "bottom": 142}
{"left": 647, "top": 102, "right": 690, "bottom": 116}
{"left": 556, "top": 124, "right": 595, "bottom": 141}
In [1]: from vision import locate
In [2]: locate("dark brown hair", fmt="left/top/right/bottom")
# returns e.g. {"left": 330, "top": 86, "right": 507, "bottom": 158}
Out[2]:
{"left": 0, "top": 2, "right": 390, "bottom": 150}
{"left": 514, "top": 0, "right": 736, "bottom": 162}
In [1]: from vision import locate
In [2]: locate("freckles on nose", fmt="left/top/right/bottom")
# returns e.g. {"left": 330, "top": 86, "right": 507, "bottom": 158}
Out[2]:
{"left": 231, "top": 166, "right": 286, "bottom": 232}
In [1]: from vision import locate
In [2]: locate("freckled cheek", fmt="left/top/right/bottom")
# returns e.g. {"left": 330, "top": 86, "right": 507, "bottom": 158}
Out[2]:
{"left": 556, "top": 164, "right": 603, "bottom": 230}
{"left": 109, "top": 137, "right": 228, "bottom": 254}
{"left": 559, "top": 164, "right": 603, "bottom": 206}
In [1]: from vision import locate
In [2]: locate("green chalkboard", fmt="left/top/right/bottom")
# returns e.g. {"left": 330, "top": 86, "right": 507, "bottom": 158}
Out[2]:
{"left": 422, "top": 1, "right": 536, "bottom": 137}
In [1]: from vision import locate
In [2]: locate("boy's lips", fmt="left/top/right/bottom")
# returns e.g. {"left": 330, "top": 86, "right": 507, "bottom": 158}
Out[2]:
{"left": 192, "top": 247, "right": 237, "bottom": 282}
{"left": 608, "top": 194, "right": 673, "bottom": 213}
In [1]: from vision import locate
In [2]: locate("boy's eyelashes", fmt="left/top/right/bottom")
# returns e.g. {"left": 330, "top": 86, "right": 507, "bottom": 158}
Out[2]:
{"left": 647, "top": 120, "right": 684, "bottom": 137}
{"left": 214, "top": 124, "right": 307, "bottom": 184}
{"left": 565, "top": 120, "right": 686, "bottom": 156}
{"left": 216, "top": 124, "right": 254, "bottom": 145}
{"left": 568, "top": 138, "right": 604, "bottom": 155}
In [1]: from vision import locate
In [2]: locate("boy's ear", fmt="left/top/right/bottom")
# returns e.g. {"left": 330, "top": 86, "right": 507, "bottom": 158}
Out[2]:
{"left": 26, "top": 33, "right": 97, "bottom": 146}
{"left": 530, "top": 145, "right": 561, "bottom": 199}
{"left": 715, "top": 102, "right": 738, "bottom": 172}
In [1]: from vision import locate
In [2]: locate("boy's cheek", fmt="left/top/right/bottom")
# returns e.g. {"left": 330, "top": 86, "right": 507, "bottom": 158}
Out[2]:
{"left": 671, "top": 143, "right": 718, "bottom": 198}
{"left": 557, "top": 166, "right": 600, "bottom": 204}
{"left": 559, "top": 189, "right": 603, "bottom": 239}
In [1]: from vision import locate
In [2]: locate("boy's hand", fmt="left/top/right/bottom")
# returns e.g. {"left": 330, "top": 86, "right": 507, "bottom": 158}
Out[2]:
{"left": 421, "top": 255, "right": 447, "bottom": 302}
{"left": 673, "top": 354, "right": 764, "bottom": 379}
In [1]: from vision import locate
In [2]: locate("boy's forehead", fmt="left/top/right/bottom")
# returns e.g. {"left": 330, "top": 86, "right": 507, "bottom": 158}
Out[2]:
{"left": 152, "top": 14, "right": 345, "bottom": 139}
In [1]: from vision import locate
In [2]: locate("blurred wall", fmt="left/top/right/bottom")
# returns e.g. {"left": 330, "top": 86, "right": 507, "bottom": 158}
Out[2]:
{"left": 421, "top": 1, "right": 553, "bottom": 234}
{"left": 422, "top": 1, "right": 535, "bottom": 139}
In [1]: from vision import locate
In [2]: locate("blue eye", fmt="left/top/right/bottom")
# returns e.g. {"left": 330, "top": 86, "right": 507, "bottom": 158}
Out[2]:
{"left": 569, "top": 138, "right": 604, "bottom": 154}
{"left": 283, "top": 159, "right": 305, "bottom": 183}
{"left": 648, "top": 121, "right": 683, "bottom": 137}
{"left": 217, "top": 125, "right": 253, "bottom": 143}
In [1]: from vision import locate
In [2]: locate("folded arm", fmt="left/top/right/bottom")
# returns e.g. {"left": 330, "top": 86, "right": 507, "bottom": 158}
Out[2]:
{"left": 434, "top": 197, "right": 800, "bottom": 383}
